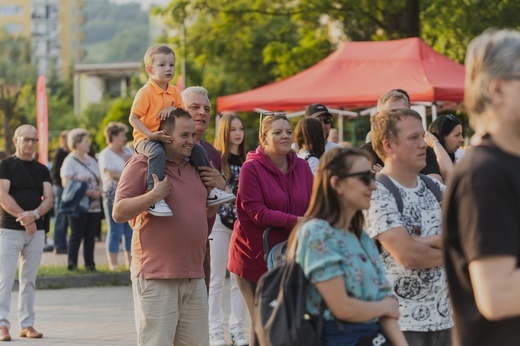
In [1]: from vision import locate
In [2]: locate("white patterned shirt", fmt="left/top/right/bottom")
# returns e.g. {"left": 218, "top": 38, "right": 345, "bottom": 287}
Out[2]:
{"left": 364, "top": 175, "right": 453, "bottom": 332}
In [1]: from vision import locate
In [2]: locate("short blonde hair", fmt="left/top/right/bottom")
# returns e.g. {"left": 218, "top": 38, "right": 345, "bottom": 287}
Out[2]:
{"left": 144, "top": 44, "right": 175, "bottom": 67}
{"left": 67, "top": 128, "right": 89, "bottom": 151}
{"left": 371, "top": 108, "right": 422, "bottom": 160}
{"left": 103, "top": 122, "right": 128, "bottom": 144}
{"left": 376, "top": 90, "right": 410, "bottom": 112}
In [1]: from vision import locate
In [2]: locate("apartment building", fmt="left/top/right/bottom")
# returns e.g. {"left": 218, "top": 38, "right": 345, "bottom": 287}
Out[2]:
{"left": 0, "top": 0, "right": 85, "bottom": 77}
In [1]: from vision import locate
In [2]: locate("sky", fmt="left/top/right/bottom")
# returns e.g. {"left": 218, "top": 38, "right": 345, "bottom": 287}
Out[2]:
{"left": 108, "top": 0, "right": 170, "bottom": 10}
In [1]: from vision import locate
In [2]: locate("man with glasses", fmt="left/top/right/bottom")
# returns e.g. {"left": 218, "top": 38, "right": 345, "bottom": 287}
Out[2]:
{"left": 304, "top": 103, "right": 341, "bottom": 151}
{"left": 0, "top": 125, "right": 53, "bottom": 341}
{"left": 364, "top": 108, "right": 452, "bottom": 345}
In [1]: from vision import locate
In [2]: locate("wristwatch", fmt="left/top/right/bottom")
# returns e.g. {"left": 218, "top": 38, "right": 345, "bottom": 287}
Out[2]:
{"left": 33, "top": 209, "right": 41, "bottom": 220}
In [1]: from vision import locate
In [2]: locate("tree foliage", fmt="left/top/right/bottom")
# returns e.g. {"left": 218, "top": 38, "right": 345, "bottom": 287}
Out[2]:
{"left": 95, "top": 97, "right": 133, "bottom": 150}
{"left": 83, "top": 0, "right": 149, "bottom": 63}
{"left": 0, "top": 30, "right": 36, "bottom": 154}
{"left": 152, "top": 0, "right": 520, "bottom": 147}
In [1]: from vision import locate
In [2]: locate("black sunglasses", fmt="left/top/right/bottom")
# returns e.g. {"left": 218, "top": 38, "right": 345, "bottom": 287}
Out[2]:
{"left": 445, "top": 114, "right": 457, "bottom": 122}
{"left": 318, "top": 116, "right": 332, "bottom": 125}
{"left": 340, "top": 170, "right": 376, "bottom": 186}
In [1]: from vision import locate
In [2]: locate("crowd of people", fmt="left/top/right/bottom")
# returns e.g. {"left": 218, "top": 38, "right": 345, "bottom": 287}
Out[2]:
{"left": 0, "top": 28, "right": 519, "bottom": 346}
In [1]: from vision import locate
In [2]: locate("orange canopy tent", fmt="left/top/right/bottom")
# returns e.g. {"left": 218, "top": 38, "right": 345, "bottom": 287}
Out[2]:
{"left": 216, "top": 37, "right": 465, "bottom": 112}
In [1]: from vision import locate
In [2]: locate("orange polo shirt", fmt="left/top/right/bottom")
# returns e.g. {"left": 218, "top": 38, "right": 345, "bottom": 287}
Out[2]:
{"left": 131, "top": 78, "right": 185, "bottom": 145}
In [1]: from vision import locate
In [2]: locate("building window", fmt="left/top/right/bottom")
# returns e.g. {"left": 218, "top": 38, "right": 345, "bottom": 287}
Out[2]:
{"left": 5, "top": 23, "right": 23, "bottom": 34}
{"left": 0, "top": 5, "right": 23, "bottom": 16}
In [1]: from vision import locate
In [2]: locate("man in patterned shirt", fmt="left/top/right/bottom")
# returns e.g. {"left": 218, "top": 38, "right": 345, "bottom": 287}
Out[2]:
{"left": 364, "top": 107, "right": 452, "bottom": 345}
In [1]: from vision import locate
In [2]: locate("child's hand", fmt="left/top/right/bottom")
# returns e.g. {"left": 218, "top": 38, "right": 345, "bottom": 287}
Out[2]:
{"left": 149, "top": 130, "right": 173, "bottom": 143}
{"left": 157, "top": 107, "right": 176, "bottom": 120}
{"left": 151, "top": 174, "right": 171, "bottom": 200}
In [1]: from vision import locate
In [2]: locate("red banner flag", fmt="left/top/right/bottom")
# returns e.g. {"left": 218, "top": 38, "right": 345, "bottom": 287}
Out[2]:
{"left": 36, "top": 75, "right": 48, "bottom": 166}
{"left": 176, "top": 75, "right": 184, "bottom": 91}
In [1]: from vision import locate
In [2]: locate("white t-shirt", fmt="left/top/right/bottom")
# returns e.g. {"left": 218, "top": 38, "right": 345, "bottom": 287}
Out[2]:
{"left": 60, "top": 154, "right": 102, "bottom": 213}
{"left": 325, "top": 140, "right": 340, "bottom": 152}
{"left": 296, "top": 148, "right": 319, "bottom": 175}
{"left": 98, "top": 146, "right": 133, "bottom": 194}
{"left": 364, "top": 175, "right": 453, "bottom": 332}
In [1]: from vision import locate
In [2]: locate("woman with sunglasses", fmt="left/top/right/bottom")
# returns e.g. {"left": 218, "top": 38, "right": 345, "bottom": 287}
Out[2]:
{"left": 228, "top": 113, "right": 314, "bottom": 345}
{"left": 294, "top": 117, "right": 326, "bottom": 175}
{"left": 424, "top": 114, "right": 465, "bottom": 181}
{"left": 289, "top": 147, "right": 407, "bottom": 346}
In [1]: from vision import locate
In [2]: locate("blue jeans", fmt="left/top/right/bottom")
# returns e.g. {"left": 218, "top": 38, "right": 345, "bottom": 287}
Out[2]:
{"left": 103, "top": 200, "right": 132, "bottom": 253}
{"left": 321, "top": 320, "right": 384, "bottom": 346}
{"left": 53, "top": 186, "right": 69, "bottom": 251}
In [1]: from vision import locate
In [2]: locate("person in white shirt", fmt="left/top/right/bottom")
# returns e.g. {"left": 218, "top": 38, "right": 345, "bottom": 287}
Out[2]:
{"left": 98, "top": 122, "right": 134, "bottom": 270}
{"left": 364, "top": 108, "right": 452, "bottom": 346}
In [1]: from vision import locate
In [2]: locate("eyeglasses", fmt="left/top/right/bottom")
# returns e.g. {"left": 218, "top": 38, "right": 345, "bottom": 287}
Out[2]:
{"left": 339, "top": 170, "right": 376, "bottom": 186}
{"left": 17, "top": 136, "right": 38, "bottom": 143}
{"left": 260, "top": 111, "right": 286, "bottom": 123}
{"left": 318, "top": 116, "right": 332, "bottom": 125}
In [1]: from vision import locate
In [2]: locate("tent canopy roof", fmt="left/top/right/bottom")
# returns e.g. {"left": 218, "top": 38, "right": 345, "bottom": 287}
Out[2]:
{"left": 217, "top": 37, "right": 465, "bottom": 112}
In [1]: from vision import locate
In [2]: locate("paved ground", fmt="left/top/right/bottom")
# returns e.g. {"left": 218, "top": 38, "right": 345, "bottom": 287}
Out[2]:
{"left": 40, "top": 235, "right": 128, "bottom": 269}
{"left": 8, "top": 280, "right": 244, "bottom": 345}
{"left": 7, "top": 237, "right": 249, "bottom": 345}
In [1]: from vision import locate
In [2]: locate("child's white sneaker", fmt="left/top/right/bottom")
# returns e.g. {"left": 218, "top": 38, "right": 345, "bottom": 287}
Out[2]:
{"left": 207, "top": 188, "right": 235, "bottom": 206}
{"left": 147, "top": 199, "right": 173, "bottom": 217}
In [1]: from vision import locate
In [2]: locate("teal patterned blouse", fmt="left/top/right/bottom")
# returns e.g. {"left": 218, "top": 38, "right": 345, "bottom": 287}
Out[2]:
{"left": 295, "top": 218, "right": 391, "bottom": 320}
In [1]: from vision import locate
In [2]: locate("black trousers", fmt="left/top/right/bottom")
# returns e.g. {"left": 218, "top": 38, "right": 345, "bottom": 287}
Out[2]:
{"left": 67, "top": 212, "right": 101, "bottom": 269}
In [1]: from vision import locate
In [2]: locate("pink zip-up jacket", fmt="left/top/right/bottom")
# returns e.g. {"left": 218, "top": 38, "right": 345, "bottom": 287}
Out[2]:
{"left": 228, "top": 146, "right": 314, "bottom": 282}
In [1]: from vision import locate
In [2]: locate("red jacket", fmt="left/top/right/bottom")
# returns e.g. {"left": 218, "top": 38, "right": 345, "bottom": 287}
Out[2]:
{"left": 228, "top": 146, "right": 314, "bottom": 282}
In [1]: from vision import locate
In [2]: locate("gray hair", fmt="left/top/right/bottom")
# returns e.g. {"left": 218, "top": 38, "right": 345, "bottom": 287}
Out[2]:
{"left": 376, "top": 90, "right": 410, "bottom": 112}
{"left": 67, "top": 128, "right": 89, "bottom": 151}
{"left": 465, "top": 29, "right": 520, "bottom": 131}
{"left": 181, "top": 86, "right": 210, "bottom": 106}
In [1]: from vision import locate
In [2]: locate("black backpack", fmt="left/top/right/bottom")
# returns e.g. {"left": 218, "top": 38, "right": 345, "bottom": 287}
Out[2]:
{"left": 254, "top": 242, "right": 325, "bottom": 346}
{"left": 375, "top": 173, "right": 442, "bottom": 214}
{"left": 374, "top": 173, "right": 443, "bottom": 252}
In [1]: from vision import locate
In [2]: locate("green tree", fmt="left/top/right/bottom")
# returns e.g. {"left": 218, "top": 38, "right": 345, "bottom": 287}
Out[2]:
{"left": 0, "top": 31, "right": 36, "bottom": 153}
{"left": 95, "top": 97, "right": 133, "bottom": 149}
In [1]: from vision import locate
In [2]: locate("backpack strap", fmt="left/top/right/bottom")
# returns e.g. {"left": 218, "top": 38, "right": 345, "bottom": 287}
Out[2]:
{"left": 375, "top": 173, "right": 403, "bottom": 214}
{"left": 304, "top": 153, "right": 318, "bottom": 161}
{"left": 418, "top": 173, "right": 443, "bottom": 204}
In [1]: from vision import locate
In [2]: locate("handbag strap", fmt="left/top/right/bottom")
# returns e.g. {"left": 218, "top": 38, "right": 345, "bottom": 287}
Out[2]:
{"left": 72, "top": 156, "right": 100, "bottom": 185}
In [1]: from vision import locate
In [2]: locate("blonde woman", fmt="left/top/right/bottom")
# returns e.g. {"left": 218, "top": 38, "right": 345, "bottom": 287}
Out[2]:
{"left": 60, "top": 128, "right": 102, "bottom": 271}
{"left": 98, "top": 122, "right": 134, "bottom": 270}
{"left": 208, "top": 113, "right": 248, "bottom": 346}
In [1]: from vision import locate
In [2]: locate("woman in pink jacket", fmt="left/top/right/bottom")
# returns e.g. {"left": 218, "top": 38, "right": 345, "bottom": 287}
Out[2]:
{"left": 228, "top": 113, "right": 314, "bottom": 345}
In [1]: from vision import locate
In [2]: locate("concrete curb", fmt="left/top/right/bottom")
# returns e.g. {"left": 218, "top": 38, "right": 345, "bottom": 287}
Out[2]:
{"left": 12, "top": 272, "right": 131, "bottom": 290}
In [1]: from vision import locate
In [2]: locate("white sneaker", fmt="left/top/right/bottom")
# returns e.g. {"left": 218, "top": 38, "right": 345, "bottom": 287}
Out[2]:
{"left": 209, "top": 331, "right": 227, "bottom": 346}
{"left": 147, "top": 199, "right": 173, "bottom": 217}
{"left": 207, "top": 188, "right": 236, "bottom": 207}
{"left": 231, "top": 331, "right": 248, "bottom": 346}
